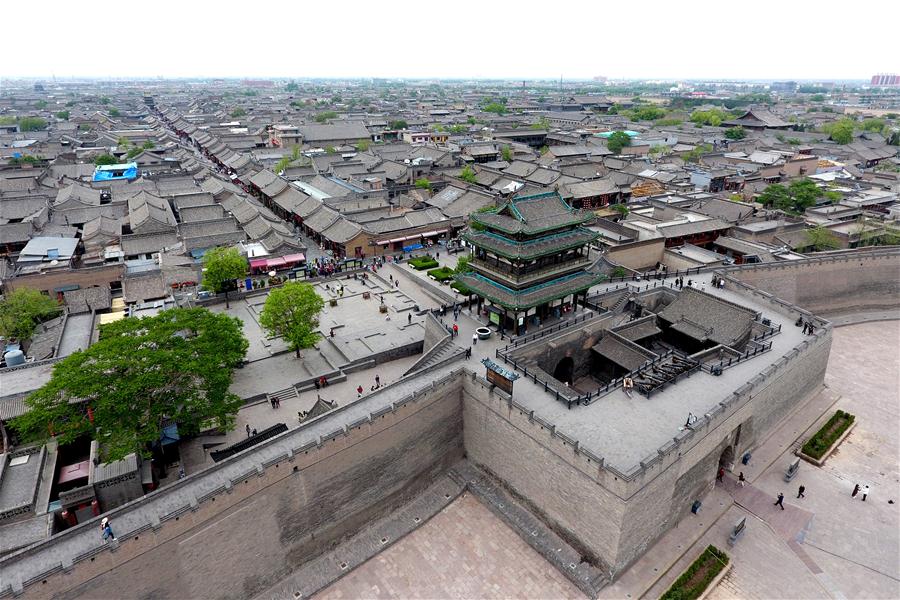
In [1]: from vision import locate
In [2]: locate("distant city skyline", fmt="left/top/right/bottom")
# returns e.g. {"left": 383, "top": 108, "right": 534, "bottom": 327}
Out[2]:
{"left": 4, "top": 0, "right": 897, "bottom": 81}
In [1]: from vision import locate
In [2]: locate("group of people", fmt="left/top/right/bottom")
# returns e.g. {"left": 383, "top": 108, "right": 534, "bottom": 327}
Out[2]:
{"left": 710, "top": 275, "right": 726, "bottom": 289}
{"left": 674, "top": 277, "right": 692, "bottom": 289}
{"left": 802, "top": 321, "right": 817, "bottom": 335}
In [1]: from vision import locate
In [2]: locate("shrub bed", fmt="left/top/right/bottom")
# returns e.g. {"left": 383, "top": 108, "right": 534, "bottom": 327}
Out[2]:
{"left": 450, "top": 280, "right": 471, "bottom": 295}
{"left": 661, "top": 545, "right": 729, "bottom": 600}
{"left": 801, "top": 409, "right": 855, "bottom": 459}
{"left": 409, "top": 256, "right": 439, "bottom": 270}
{"left": 427, "top": 266, "right": 455, "bottom": 281}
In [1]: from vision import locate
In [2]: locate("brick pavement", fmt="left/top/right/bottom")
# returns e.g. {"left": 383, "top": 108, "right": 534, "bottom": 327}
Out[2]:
{"left": 315, "top": 492, "right": 585, "bottom": 600}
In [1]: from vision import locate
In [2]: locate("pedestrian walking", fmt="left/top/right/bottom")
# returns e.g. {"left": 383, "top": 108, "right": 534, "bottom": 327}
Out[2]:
{"left": 375, "top": 374, "right": 380, "bottom": 387}
{"left": 246, "top": 424, "right": 251, "bottom": 438}
{"left": 802, "top": 322, "right": 809, "bottom": 334}
{"left": 270, "top": 397, "right": 276, "bottom": 409}
{"left": 797, "top": 485, "right": 805, "bottom": 498}
{"left": 465, "top": 347, "right": 471, "bottom": 360}
{"left": 100, "top": 517, "right": 116, "bottom": 542}
{"left": 774, "top": 492, "right": 785, "bottom": 510}
{"left": 330, "top": 328, "right": 335, "bottom": 338}
{"left": 738, "top": 472, "right": 746, "bottom": 487}
{"left": 315, "top": 378, "right": 321, "bottom": 390}
{"left": 862, "top": 485, "right": 869, "bottom": 501}
{"left": 472, "top": 333, "right": 478, "bottom": 345}
{"left": 851, "top": 483, "right": 860, "bottom": 498}
{"left": 357, "top": 385, "right": 364, "bottom": 398}
{"left": 408, "top": 313, "right": 412, "bottom": 324}
{"left": 716, "top": 467, "right": 725, "bottom": 483}
{"left": 452, "top": 324, "right": 458, "bottom": 338}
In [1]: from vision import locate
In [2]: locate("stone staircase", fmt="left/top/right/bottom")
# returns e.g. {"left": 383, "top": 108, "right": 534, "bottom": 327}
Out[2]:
{"left": 404, "top": 338, "right": 466, "bottom": 377}
{"left": 266, "top": 386, "right": 299, "bottom": 406}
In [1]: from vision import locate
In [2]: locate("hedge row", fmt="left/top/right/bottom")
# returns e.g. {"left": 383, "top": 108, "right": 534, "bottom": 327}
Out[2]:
{"left": 802, "top": 409, "right": 855, "bottom": 459}
{"left": 660, "top": 545, "right": 729, "bottom": 600}
{"left": 427, "top": 266, "right": 455, "bottom": 281}
{"left": 409, "top": 256, "right": 439, "bottom": 270}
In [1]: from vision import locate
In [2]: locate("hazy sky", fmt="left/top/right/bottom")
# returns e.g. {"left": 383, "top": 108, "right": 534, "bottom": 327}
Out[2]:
{"left": 4, "top": 0, "right": 897, "bottom": 80}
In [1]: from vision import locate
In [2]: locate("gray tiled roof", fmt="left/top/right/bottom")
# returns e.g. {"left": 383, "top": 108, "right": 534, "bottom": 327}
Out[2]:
{"left": 657, "top": 287, "right": 758, "bottom": 347}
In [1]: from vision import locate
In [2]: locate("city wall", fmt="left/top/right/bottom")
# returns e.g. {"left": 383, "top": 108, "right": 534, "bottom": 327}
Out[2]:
{"left": 1, "top": 373, "right": 465, "bottom": 600}
{"left": 727, "top": 249, "right": 900, "bottom": 317}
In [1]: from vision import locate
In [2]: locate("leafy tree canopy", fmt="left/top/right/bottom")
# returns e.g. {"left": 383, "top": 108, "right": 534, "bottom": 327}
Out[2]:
{"left": 606, "top": 131, "right": 632, "bottom": 154}
{"left": 202, "top": 246, "right": 247, "bottom": 293}
{"left": 258, "top": 282, "right": 324, "bottom": 357}
{"left": 315, "top": 111, "right": 337, "bottom": 123}
{"left": 10, "top": 307, "right": 248, "bottom": 462}
{"left": 55, "top": 110, "right": 70, "bottom": 121}
{"left": 108, "top": 107, "right": 120, "bottom": 117}
{"left": 758, "top": 178, "right": 824, "bottom": 214}
{"left": 459, "top": 165, "right": 477, "bottom": 183}
{"left": 627, "top": 106, "right": 667, "bottom": 121}
{"left": 285, "top": 81, "right": 299, "bottom": 92}
{"left": 94, "top": 154, "right": 118, "bottom": 166}
{"left": 18, "top": 117, "right": 48, "bottom": 132}
{"left": 0, "top": 288, "right": 61, "bottom": 341}
{"left": 355, "top": 139, "right": 370, "bottom": 152}
{"left": 390, "top": 119, "right": 408, "bottom": 130}
{"left": 724, "top": 126, "right": 746, "bottom": 140}
{"left": 821, "top": 118, "right": 854, "bottom": 144}
{"left": 804, "top": 226, "right": 841, "bottom": 251}
{"left": 690, "top": 109, "right": 731, "bottom": 127}
{"left": 230, "top": 107, "right": 247, "bottom": 118}
{"left": 501, "top": 145, "right": 512, "bottom": 161}
{"left": 35, "top": 100, "right": 48, "bottom": 109}
{"left": 415, "top": 178, "right": 432, "bottom": 190}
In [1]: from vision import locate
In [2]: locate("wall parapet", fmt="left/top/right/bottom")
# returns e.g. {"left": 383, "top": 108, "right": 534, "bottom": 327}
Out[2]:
{"left": 0, "top": 367, "right": 467, "bottom": 598}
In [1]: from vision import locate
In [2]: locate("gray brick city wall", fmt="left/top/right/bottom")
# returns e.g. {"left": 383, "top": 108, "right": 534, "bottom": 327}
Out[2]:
{"left": 5, "top": 375, "right": 465, "bottom": 600}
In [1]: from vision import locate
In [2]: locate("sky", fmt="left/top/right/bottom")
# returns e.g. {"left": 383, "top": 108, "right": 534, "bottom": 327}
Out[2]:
{"left": 3, "top": 0, "right": 897, "bottom": 81}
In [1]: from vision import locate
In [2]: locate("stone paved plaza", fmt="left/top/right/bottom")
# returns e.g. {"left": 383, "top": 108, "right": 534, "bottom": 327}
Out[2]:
{"left": 315, "top": 492, "right": 585, "bottom": 600}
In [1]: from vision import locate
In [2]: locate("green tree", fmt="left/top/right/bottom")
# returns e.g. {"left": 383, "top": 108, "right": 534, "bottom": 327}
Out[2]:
{"left": 682, "top": 143, "right": 713, "bottom": 163}
{"left": 8, "top": 155, "right": 43, "bottom": 166}
{"left": 823, "top": 118, "right": 854, "bottom": 144}
{"left": 0, "top": 288, "right": 61, "bottom": 341}
{"left": 355, "top": 139, "right": 370, "bottom": 152}
{"left": 415, "top": 178, "right": 432, "bottom": 190}
{"left": 142, "top": 140, "right": 155, "bottom": 150}
{"left": 810, "top": 94, "right": 826, "bottom": 102}
{"left": 230, "top": 107, "right": 247, "bottom": 118}
{"left": 482, "top": 102, "right": 507, "bottom": 115}
{"left": 10, "top": 307, "right": 248, "bottom": 462}
{"left": 459, "top": 165, "right": 477, "bottom": 183}
{"left": 202, "top": 246, "right": 247, "bottom": 308}
{"left": 18, "top": 117, "right": 48, "bottom": 132}
{"left": 757, "top": 183, "right": 791, "bottom": 209}
{"left": 0, "top": 116, "right": 15, "bottom": 125}
{"left": 94, "top": 154, "right": 118, "bottom": 166}
{"left": 325, "top": 146, "right": 336, "bottom": 154}
{"left": 55, "top": 110, "right": 70, "bottom": 121}
{"left": 316, "top": 111, "right": 338, "bottom": 123}
{"left": 787, "top": 178, "right": 821, "bottom": 211}
{"left": 804, "top": 226, "right": 841, "bottom": 251}
{"left": 35, "top": 100, "right": 48, "bottom": 109}
{"left": 390, "top": 119, "right": 408, "bottom": 129}
{"left": 690, "top": 109, "right": 730, "bottom": 127}
{"left": 258, "top": 282, "right": 325, "bottom": 358}
{"left": 501, "top": 145, "right": 512, "bottom": 161}
{"left": 126, "top": 147, "right": 142, "bottom": 159}
{"left": 274, "top": 156, "right": 292, "bottom": 173}
{"left": 454, "top": 255, "right": 473, "bottom": 274}
{"left": 724, "top": 126, "right": 746, "bottom": 140}
{"left": 611, "top": 203, "right": 629, "bottom": 218}
{"left": 99, "top": 96, "right": 111, "bottom": 104}
{"left": 860, "top": 118, "right": 886, "bottom": 133}
{"left": 627, "top": 106, "right": 667, "bottom": 121}
{"left": 448, "top": 124, "right": 467, "bottom": 134}
{"left": 285, "top": 81, "right": 299, "bottom": 92}
{"left": 531, "top": 117, "right": 550, "bottom": 130}
{"left": 108, "top": 107, "right": 120, "bottom": 117}
{"left": 606, "top": 131, "right": 632, "bottom": 154}
{"left": 466, "top": 117, "right": 477, "bottom": 125}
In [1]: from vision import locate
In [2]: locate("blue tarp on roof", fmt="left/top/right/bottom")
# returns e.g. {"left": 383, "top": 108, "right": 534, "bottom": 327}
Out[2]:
{"left": 93, "top": 162, "right": 138, "bottom": 181}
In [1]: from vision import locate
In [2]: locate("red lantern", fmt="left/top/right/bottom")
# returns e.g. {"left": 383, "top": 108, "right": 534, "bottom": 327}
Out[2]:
{"left": 87, "top": 406, "right": 94, "bottom": 424}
